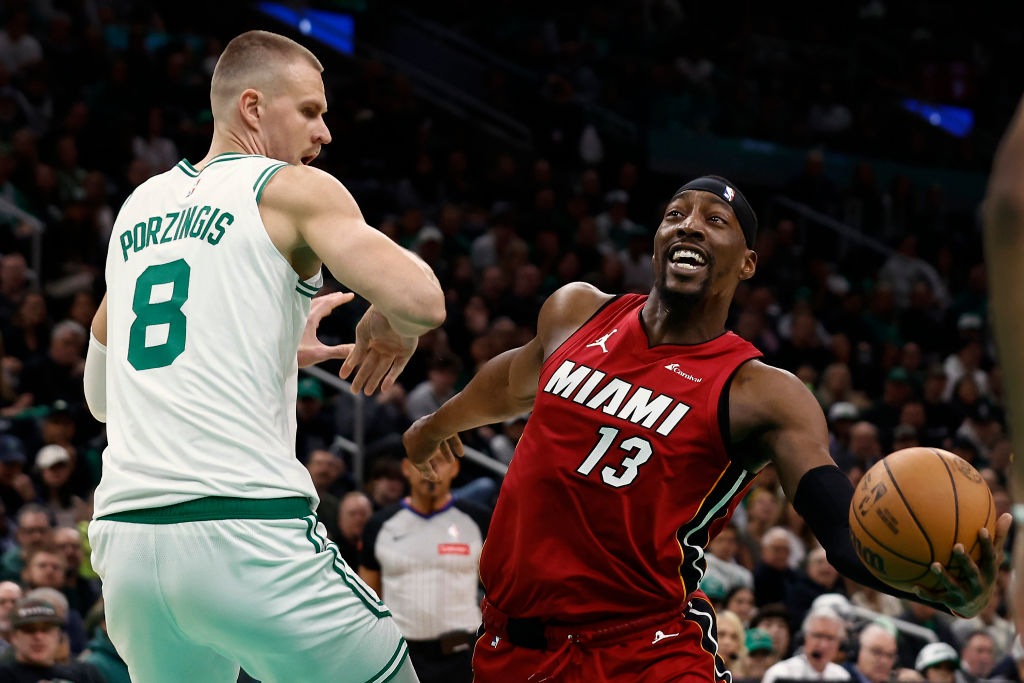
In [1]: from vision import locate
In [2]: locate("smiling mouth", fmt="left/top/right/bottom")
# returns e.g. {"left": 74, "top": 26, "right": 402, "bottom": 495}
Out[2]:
{"left": 668, "top": 244, "right": 708, "bottom": 272}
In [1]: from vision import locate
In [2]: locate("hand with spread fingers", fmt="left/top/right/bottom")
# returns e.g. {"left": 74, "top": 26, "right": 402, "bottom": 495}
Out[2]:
{"left": 339, "top": 305, "right": 418, "bottom": 395}
{"left": 297, "top": 291, "right": 355, "bottom": 368}
{"left": 910, "top": 513, "right": 1012, "bottom": 618}
{"left": 402, "top": 415, "right": 465, "bottom": 482}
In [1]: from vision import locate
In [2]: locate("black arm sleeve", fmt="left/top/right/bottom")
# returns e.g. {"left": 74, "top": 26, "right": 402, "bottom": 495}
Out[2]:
{"left": 792, "top": 464, "right": 952, "bottom": 614}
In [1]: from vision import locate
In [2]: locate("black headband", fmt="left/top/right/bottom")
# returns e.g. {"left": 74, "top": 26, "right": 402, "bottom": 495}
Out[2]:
{"left": 672, "top": 175, "right": 757, "bottom": 248}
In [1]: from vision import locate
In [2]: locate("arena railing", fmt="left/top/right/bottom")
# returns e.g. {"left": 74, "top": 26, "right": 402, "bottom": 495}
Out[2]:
{"left": 0, "top": 196, "right": 44, "bottom": 286}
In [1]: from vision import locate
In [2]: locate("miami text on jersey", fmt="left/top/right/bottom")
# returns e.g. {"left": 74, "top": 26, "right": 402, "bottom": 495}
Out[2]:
{"left": 543, "top": 359, "right": 691, "bottom": 437}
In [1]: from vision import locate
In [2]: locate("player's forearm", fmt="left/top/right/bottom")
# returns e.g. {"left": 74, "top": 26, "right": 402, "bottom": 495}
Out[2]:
{"left": 421, "top": 348, "right": 535, "bottom": 439}
{"left": 377, "top": 249, "right": 445, "bottom": 338}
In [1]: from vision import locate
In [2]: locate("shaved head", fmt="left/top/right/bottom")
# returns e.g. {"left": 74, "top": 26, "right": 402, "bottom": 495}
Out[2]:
{"left": 210, "top": 30, "right": 323, "bottom": 118}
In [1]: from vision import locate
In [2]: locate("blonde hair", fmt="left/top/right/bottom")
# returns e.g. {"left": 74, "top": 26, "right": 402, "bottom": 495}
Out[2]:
{"left": 210, "top": 30, "right": 322, "bottom": 112}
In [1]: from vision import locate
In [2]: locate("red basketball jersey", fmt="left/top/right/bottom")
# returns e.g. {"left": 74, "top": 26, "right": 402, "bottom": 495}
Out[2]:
{"left": 479, "top": 294, "right": 763, "bottom": 622}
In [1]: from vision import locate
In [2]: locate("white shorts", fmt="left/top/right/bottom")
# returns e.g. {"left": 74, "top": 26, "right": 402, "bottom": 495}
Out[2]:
{"left": 90, "top": 497, "right": 413, "bottom": 683}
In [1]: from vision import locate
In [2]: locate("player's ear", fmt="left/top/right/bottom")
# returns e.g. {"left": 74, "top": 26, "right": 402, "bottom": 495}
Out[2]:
{"left": 238, "top": 88, "right": 262, "bottom": 129}
{"left": 739, "top": 249, "right": 757, "bottom": 281}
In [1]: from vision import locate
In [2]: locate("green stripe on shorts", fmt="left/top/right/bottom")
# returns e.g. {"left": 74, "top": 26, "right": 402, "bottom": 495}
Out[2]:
{"left": 305, "top": 515, "right": 391, "bottom": 619}
{"left": 98, "top": 496, "right": 313, "bottom": 523}
{"left": 367, "top": 638, "right": 409, "bottom": 683}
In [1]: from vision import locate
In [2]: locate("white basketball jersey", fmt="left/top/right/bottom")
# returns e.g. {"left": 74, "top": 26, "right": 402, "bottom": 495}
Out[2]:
{"left": 94, "top": 153, "right": 322, "bottom": 517}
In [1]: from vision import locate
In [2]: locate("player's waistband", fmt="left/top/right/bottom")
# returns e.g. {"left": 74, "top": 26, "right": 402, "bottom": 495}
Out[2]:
{"left": 96, "top": 496, "right": 314, "bottom": 523}
{"left": 481, "top": 596, "right": 693, "bottom": 651}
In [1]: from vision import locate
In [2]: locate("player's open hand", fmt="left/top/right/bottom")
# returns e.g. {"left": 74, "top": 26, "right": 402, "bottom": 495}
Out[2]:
{"left": 339, "top": 305, "right": 418, "bottom": 395}
{"left": 298, "top": 291, "right": 355, "bottom": 369}
{"left": 910, "top": 512, "right": 1012, "bottom": 618}
{"left": 403, "top": 416, "right": 464, "bottom": 482}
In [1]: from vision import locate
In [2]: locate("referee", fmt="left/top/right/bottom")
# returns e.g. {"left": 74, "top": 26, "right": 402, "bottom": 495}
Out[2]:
{"left": 359, "top": 456, "right": 490, "bottom": 683}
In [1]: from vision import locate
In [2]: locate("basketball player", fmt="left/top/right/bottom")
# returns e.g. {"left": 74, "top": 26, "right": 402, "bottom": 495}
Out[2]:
{"left": 82, "top": 31, "right": 444, "bottom": 682}
{"left": 983, "top": 91, "right": 1024, "bottom": 634}
{"left": 404, "top": 175, "right": 1012, "bottom": 682}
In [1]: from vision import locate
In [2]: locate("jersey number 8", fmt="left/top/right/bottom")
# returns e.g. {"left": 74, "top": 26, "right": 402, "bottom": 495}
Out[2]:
{"left": 128, "top": 259, "right": 191, "bottom": 371}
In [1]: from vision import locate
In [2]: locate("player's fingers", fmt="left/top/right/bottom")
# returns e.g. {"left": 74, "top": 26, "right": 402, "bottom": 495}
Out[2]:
{"left": 380, "top": 352, "right": 413, "bottom": 393}
{"left": 362, "top": 357, "right": 393, "bottom": 396}
{"left": 348, "top": 350, "right": 379, "bottom": 394}
{"left": 320, "top": 343, "right": 354, "bottom": 362}
{"left": 447, "top": 435, "right": 464, "bottom": 459}
{"left": 339, "top": 342, "right": 367, "bottom": 379}
{"left": 439, "top": 440, "right": 457, "bottom": 465}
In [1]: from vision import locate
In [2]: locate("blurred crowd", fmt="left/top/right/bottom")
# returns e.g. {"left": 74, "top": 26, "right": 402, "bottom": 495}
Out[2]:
{"left": 0, "top": 0, "right": 1021, "bottom": 681}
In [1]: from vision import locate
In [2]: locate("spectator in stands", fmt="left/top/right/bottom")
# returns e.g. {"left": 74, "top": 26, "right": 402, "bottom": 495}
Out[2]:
{"left": 740, "top": 486, "right": 782, "bottom": 564}
{"left": 725, "top": 585, "right": 757, "bottom": 627}
{"left": 705, "top": 521, "right": 753, "bottom": 593}
{"left": 761, "top": 607, "right": 850, "bottom": 682}
{"left": 898, "top": 601, "right": 959, "bottom": 670}
{"left": 717, "top": 609, "right": 748, "bottom": 677}
{"left": 914, "top": 642, "right": 959, "bottom": 683}
{"left": 751, "top": 603, "right": 794, "bottom": 660}
{"left": 294, "top": 377, "right": 335, "bottom": 463}
{"left": 26, "top": 587, "right": 86, "bottom": 657}
{"left": 2, "top": 290, "right": 50, "bottom": 362}
{"left": 959, "top": 631, "right": 997, "bottom": 680}
{"left": 335, "top": 491, "right": 373, "bottom": 568}
{"left": 365, "top": 459, "right": 406, "bottom": 511}
{"left": 80, "top": 601, "right": 129, "bottom": 683}
{"left": 746, "top": 627, "right": 780, "bottom": 680}
{"left": 0, "top": 579, "right": 21, "bottom": 648}
{"left": 951, "top": 589, "right": 1014, "bottom": 659}
{"left": 847, "top": 421, "right": 883, "bottom": 470}
{"left": 19, "top": 319, "right": 86, "bottom": 407}
{"left": 405, "top": 355, "right": 461, "bottom": 421}
{"left": 789, "top": 546, "right": 845, "bottom": 626}
{"left": 0, "top": 597, "right": 100, "bottom": 681}
{"left": 0, "top": 504, "right": 52, "bottom": 582}
{"left": 51, "top": 526, "right": 94, "bottom": 617}
{"left": 306, "top": 449, "right": 346, "bottom": 543}
{"left": 359, "top": 456, "right": 489, "bottom": 683}
{"left": 33, "top": 445, "right": 80, "bottom": 528}
{"left": 754, "top": 526, "right": 799, "bottom": 606}
{"left": 0, "top": 435, "right": 34, "bottom": 518}
{"left": 848, "top": 623, "right": 899, "bottom": 683}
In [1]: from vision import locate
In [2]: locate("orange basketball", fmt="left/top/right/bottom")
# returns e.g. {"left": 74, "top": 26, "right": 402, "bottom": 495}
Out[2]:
{"left": 848, "top": 447, "right": 996, "bottom": 591}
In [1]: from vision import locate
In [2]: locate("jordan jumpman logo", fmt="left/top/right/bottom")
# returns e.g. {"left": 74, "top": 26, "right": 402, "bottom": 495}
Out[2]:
{"left": 586, "top": 329, "right": 618, "bottom": 353}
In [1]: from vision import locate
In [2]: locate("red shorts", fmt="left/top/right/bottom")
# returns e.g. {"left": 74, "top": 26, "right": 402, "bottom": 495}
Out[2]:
{"left": 472, "top": 591, "right": 730, "bottom": 683}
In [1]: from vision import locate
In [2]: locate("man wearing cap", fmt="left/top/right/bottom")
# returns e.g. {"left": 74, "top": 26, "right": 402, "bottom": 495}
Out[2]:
{"left": 0, "top": 436, "right": 33, "bottom": 520}
{"left": 405, "top": 175, "right": 1010, "bottom": 682}
{"left": 745, "top": 628, "right": 779, "bottom": 680}
{"left": 0, "top": 597, "right": 103, "bottom": 681}
{"left": 295, "top": 376, "right": 335, "bottom": 464}
{"left": 915, "top": 642, "right": 960, "bottom": 682}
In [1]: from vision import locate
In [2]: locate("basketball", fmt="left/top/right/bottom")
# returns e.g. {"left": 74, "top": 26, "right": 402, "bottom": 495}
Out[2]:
{"left": 849, "top": 447, "right": 996, "bottom": 590}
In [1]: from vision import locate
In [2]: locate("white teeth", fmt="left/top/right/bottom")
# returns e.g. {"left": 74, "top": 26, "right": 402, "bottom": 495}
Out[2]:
{"left": 670, "top": 247, "right": 706, "bottom": 265}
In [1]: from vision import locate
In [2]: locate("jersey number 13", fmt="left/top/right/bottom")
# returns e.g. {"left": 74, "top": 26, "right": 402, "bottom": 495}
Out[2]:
{"left": 576, "top": 426, "right": 653, "bottom": 488}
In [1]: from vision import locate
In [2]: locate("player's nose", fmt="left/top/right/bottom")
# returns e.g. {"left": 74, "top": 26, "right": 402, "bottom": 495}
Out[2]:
{"left": 315, "top": 119, "right": 331, "bottom": 145}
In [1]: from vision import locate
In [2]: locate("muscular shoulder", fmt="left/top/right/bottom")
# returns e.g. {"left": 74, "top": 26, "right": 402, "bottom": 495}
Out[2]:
{"left": 728, "top": 360, "right": 826, "bottom": 443}
{"left": 259, "top": 164, "right": 355, "bottom": 218}
{"left": 536, "top": 282, "right": 615, "bottom": 356}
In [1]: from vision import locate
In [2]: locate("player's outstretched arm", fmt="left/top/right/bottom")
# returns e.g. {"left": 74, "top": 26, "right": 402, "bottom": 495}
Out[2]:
{"left": 260, "top": 165, "right": 446, "bottom": 338}
{"left": 731, "top": 361, "right": 1011, "bottom": 618}
{"left": 403, "top": 282, "right": 612, "bottom": 480}
{"left": 983, "top": 90, "right": 1024, "bottom": 632}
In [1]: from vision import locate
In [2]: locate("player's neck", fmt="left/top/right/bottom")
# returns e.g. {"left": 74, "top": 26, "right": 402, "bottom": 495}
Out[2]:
{"left": 406, "top": 491, "right": 452, "bottom": 515}
{"left": 195, "top": 130, "right": 267, "bottom": 170}
{"left": 641, "top": 291, "right": 728, "bottom": 345}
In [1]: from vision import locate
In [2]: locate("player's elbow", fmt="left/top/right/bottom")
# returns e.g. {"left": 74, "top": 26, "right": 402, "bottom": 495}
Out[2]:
{"left": 390, "top": 288, "right": 446, "bottom": 336}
